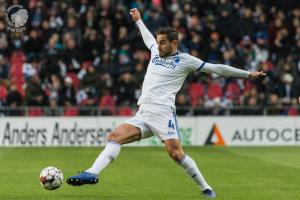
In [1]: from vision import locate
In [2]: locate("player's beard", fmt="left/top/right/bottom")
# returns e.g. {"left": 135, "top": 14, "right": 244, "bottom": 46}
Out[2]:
{"left": 159, "top": 52, "right": 167, "bottom": 57}
{"left": 159, "top": 46, "right": 173, "bottom": 58}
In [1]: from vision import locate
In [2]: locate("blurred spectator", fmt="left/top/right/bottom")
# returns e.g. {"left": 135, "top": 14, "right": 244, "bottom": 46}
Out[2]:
{"left": 62, "top": 38, "right": 81, "bottom": 73}
{"left": 62, "top": 17, "right": 82, "bottom": 45}
{"left": 80, "top": 63, "right": 99, "bottom": 97}
{"left": 216, "top": 2, "right": 242, "bottom": 43}
{"left": 24, "top": 72, "right": 47, "bottom": 106}
{"left": 81, "top": 29, "right": 102, "bottom": 62}
{"left": 47, "top": 74, "right": 64, "bottom": 105}
{"left": 97, "top": 73, "right": 113, "bottom": 93}
{"left": 62, "top": 76, "right": 76, "bottom": 106}
{"left": 278, "top": 73, "right": 298, "bottom": 105}
{"left": 0, "top": 54, "right": 9, "bottom": 82}
{"left": 97, "top": 51, "right": 117, "bottom": 75}
{"left": 6, "top": 84, "right": 22, "bottom": 107}
{"left": 194, "top": 97, "right": 210, "bottom": 115}
{"left": 99, "top": 88, "right": 115, "bottom": 115}
{"left": 117, "top": 44, "right": 133, "bottom": 74}
{"left": 0, "top": 0, "right": 298, "bottom": 116}
{"left": 133, "top": 62, "right": 146, "bottom": 86}
{"left": 44, "top": 95, "right": 62, "bottom": 116}
{"left": 115, "top": 72, "right": 136, "bottom": 105}
{"left": 81, "top": 7, "right": 97, "bottom": 29}
{"left": 267, "top": 93, "right": 283, "bottom": 115}
{"left": 244, "top": 95, "right": 263, "bottom": 115}
{"left": 144, "top": 7, "right": 168, "bottom": 33}
{"left": 0, "top": 21, "right": 9, "bottom": 57}
{"left": 176, "top": 93, "right": 190, "bottom": 116}
{"left": 40, "top": 34, "right": 62, "bottom": 79}
{"left": 5, "top": 84, "right": 22, "bottom": 116}
{"left": 79, "top": 92, "right": 97, "bottom": 116}
{"left": 24, "top": 29, "right": 43, "bottom": 58}
{"left": 240, "top": 7, "right": 255, "bottom": 36}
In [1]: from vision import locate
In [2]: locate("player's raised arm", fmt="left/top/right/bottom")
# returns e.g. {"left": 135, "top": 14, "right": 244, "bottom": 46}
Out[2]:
{"left": 130, "top": 8, "right": 156, "bottom": 50}
{"left": 201, "top": 62, "right": 266, "bottom": 79}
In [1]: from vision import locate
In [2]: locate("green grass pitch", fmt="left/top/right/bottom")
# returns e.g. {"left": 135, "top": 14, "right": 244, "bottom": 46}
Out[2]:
{"left": 0, "top": 147, "right": 300, "bottom": 200}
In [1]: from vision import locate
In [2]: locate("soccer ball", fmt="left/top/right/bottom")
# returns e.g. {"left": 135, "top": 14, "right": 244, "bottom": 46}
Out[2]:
{"left": 39, "top": 166, "right": 63, "bottom": 190}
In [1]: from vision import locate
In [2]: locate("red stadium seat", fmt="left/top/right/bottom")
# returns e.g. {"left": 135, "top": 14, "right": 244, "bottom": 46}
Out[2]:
{"left": 11, "top": 50, "right": 26, "bottom": 64}
{"left": 28, "top": 108, "right": 44, "bottom": 116}
{"left": 288, "top": 107, "right": 298, "bottom": 116}
{"left": 0, "top": 84, "right": 7, "bottom": 101}
{"left": 188, "top": 83, "right": 204, "bottom": 107}
{"left": 64, "top": 107, "right": 79, "bottom": 116}
{"left": 117, "top": 106, "right": 133, "bottom": 116}
{"left": 207, "top": 82, "right": 223, "bottom": 99}
{"left": 10, "top": 51, "right": 26, "bottom": 97}
{"left": 99, "top": 94, "right": 116, "bottom": 115}
{"left": 225, "top": 81, "right": 241, "bottom": 100}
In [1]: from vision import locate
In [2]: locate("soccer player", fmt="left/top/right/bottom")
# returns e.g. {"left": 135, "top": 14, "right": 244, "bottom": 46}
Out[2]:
{"left": 67, "top": 8, "right": 266, "bottom": 198}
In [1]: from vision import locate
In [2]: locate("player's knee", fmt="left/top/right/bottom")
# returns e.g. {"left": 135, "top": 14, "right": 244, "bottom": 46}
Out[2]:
{"left": 107, "top": 132, "right": 121, "bottom": 143}
{"left": 169, "top": 149, "right": 183, "bottom": 162}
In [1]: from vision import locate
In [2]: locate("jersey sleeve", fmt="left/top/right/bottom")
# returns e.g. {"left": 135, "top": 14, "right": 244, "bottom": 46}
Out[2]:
{"left": 150, "top": 44, "right": 159, "bottom": 56}
{"left": 185, "top": 54, "right": 206, "bottom": 72}
{"left": 201, "top": 62, "right": 250, "bottom": 77}
{"left": 136, "top": 19, "right": 157, "bottom": 50}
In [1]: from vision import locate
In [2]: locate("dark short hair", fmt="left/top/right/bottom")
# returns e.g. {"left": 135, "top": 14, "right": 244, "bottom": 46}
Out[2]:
{"left": 156, "top": 27, "right": 179, "bottom": 41}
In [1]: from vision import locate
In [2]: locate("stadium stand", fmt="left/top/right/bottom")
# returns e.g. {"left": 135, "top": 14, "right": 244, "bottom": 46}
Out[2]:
{"left": 0, "top": 0, "right": 299, "bottom": 116}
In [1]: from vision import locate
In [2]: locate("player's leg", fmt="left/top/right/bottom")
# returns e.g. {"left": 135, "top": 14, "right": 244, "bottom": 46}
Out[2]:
{"left": 85, "top": 124, "right": 142, "bottom": 174}
{"left": 164, "top": 139, "right": 216, "bottom": 198}
{"left": 146, "top": 105, "right": 215, "bottom": 195}
{"left": 67, "top": 123, "right": 142, "bottom": 186}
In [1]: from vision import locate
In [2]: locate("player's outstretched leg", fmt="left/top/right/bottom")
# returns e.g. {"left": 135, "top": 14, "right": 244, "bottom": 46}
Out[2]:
{"left": 164, "top": 139, "right": 216, "bottom": 198}
{"left": 66, "top": 141, "right": 120, "bottom": 186}
{"left": 67, "top": 124, "right": 141, "bottom": 186}
{"left": 178, "top": 154, "right": 216, "bottom": 198}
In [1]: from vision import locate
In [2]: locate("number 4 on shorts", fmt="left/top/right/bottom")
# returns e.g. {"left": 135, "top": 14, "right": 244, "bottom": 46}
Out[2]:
{"left": 168, "top": 120, "right": 175, "bottom": 129}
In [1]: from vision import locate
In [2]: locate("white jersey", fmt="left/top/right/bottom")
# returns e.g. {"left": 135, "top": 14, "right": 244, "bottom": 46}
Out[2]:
{"left": 135, "top": 19, "right": 250, "bottom": 108}
{"left": 137, "top": 44, "right": 205, "bottom": 108}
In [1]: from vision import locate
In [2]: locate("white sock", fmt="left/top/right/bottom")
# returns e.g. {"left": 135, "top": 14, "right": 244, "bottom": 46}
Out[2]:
{"left": 179, "top": 154, "right": 212, "bottom": 191}
{"left": 86, "top": 141, "right": 121, "bottom": 174}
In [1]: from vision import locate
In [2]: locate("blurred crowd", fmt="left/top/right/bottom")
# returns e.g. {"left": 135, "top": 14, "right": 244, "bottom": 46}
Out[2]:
{"left": 0, "top": 0, "right": 299, "bottom": 116}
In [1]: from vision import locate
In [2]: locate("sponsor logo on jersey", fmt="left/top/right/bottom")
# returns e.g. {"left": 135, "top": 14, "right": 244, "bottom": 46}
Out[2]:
{"left": 152, "top": 55, "right": 177, "bottom": 69}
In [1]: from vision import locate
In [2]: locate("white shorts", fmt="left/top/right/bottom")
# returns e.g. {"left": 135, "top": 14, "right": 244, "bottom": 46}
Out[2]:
{"left": 125, "top": 104, "right": 181, "bottom": 141}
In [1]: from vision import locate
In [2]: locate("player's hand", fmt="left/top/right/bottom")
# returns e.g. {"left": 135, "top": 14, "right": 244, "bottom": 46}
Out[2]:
{"left": 248, "top": 71, "right": 266, "bottom": 79}
{"left": 298, "top": 97, "right": 300, "bottom": 104}
{"left": 129, "top": 8, "right": 141, "bottom": 22}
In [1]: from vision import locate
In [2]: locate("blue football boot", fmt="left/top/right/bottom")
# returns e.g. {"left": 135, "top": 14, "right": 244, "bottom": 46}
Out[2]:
{"left": 67, "top": 171, "right": 98, "bottom": 186}
{"left": 202, "top": 189, "right": 217, "bottom": 198}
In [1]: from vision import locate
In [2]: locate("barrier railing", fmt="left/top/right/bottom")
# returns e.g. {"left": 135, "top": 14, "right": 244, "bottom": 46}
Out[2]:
{"left": 0, "top": 105, "right": 298, "bottom": 116}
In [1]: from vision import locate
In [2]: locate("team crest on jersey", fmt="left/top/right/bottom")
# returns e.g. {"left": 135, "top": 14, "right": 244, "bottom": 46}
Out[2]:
{"left": 152, "top": 55, "right": 178, "bottom": 69}
{"left": 173, "top": 56, "right": 180, "bottom": 63}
